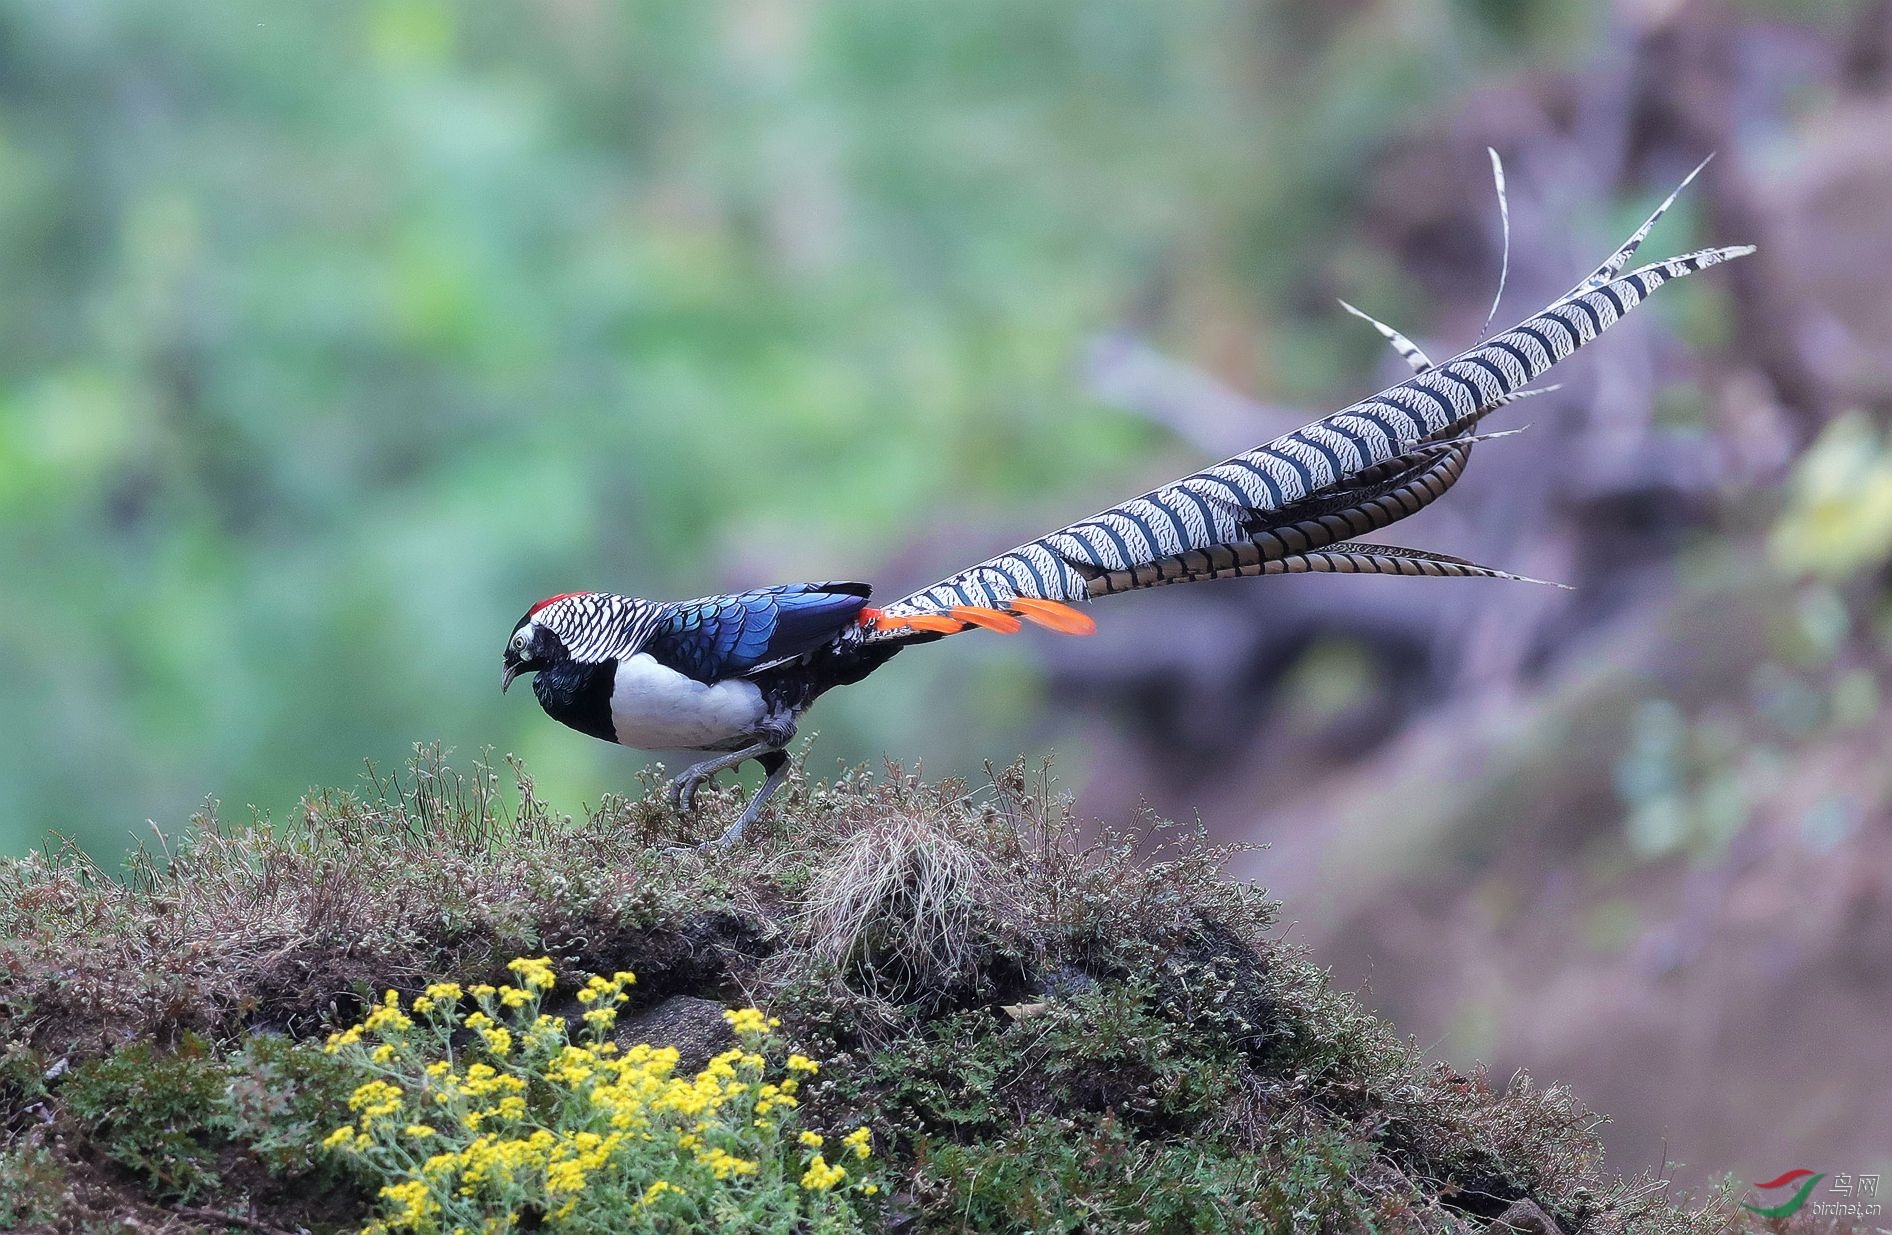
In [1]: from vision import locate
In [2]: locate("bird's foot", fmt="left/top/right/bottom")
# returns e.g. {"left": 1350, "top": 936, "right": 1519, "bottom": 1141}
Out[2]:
{"left": 659, "top": 819, "right": 744, "bottom": 858}
{"left": 700, "top": 811, "right": 755, "bottom": 851}
{"left": 667, "top": 769, "right": 712, "bottom": 815}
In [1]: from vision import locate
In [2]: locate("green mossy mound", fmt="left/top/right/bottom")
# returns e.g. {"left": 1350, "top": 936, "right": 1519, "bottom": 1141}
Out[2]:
{"left": 1, "top": 749, "right": 1744, "bottom": 1233}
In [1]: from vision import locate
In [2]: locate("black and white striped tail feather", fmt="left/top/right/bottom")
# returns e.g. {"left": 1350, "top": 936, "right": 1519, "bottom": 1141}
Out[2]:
{"left": 1337, "top": 298, "right": 1561, "bottom": 432}
{"left": 1206, "top": 240, "right": 1754, "bottom": 522}
{"left": 1561, "top": 155, "right": 1714, "bottom": 305}
{"left": 875, "top": 167, "right": 1751, "bottom": 631}
{"left": 1089, "top": 436, "right": 1478, "bottom": 595}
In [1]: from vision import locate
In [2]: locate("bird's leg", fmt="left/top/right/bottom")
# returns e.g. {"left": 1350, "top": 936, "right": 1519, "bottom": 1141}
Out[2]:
{"left": 704, "top": 750, "right": 790, "bottom": 850}
{"left": 666, "top": 718, "right": 796, "bottom": 817}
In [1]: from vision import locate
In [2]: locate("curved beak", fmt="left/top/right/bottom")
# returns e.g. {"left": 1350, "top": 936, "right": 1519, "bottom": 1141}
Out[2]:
{"left": 501, "top": 660, "right": 522, "bottom": 694}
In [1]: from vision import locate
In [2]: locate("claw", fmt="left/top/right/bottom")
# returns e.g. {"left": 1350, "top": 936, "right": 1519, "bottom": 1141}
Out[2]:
{"left": 669, "top": 770, "right": 710, "bottom": 815}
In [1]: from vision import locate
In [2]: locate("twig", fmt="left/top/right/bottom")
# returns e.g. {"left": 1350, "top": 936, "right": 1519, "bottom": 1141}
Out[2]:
{"left": 170, "top": 1206, "right": 305, "bottom": 1235}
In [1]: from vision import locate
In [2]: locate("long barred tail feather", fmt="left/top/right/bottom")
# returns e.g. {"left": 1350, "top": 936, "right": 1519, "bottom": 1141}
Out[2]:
{"left": 1087, "top": 535, "right": 1566, "bottom": 596}
{"left": 1088, "top": 437, "right": 1480, "bottom": 596}
{"left": 1560, "top": 154, "right": 1713, "bottom": 304}
{"left": 1268, "top": 543, "right": 1570, "bottom": 588}
{"left": 1339, "top": 298, "right": 1436, "bottom": 374}
{"left": 867, "top": 162, "right": 1748, "bottom": 641}
{"left": 1480, "top": 147, "right": 1511, "bottom": 340}
{"left": 1339, "top": 297, "right": 1562, "bottom": 423}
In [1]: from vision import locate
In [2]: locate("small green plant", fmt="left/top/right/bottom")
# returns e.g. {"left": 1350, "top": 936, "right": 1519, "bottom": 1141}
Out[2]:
{"left": 61, "top": 1032, "right": 227, "bottom": 1202}
{"left": 317, "top": 957, "right": 881, "bottom": 1233}
{"left": 0, "top": 1142, "right": 68, "bottom": 1228}
{"left": 221, "top": 1031, "right": 364, "bottom": 1179}
{"left": 914, "top": 1113, "right": 1378, "bottom": 1233}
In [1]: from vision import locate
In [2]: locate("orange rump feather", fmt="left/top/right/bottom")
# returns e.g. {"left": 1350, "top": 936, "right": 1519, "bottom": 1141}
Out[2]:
{"left": 904, "top": 614, "right": 968, "bottom": 634}
{"left": 1008, "top": 598, "right": 1097, "bottom": 635}
{"left": 950, "top": 606, "right": 1024, "bottom": 634}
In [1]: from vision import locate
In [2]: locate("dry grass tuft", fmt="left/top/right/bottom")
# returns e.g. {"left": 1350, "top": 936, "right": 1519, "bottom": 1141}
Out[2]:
{"left": 801, "top": 809, "right": 1029, "bottom": 1006}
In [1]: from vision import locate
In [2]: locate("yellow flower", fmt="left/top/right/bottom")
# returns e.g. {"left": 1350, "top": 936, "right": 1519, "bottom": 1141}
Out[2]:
{"left": 359, "top": 989, "right": 416, "bottom": 1037}
{"left": 723, "top": 1007, "right": 769, "bottom": 1036}
{"left": 698, "top": 1147, "right": 759, "bottom": 1180}
{"left": 323, "top": 1025, "right": 364, "bottom": 1054}
{"left": 800, "top": 1153, "right": 847, "bottom": 1191}
{"left": 506, "top": 956, "right": 557, "bottom": 991}
{"left": 320, "top": 960, "right": 858, "bottom": 1233}
{"left": 545, "top": 1159, "right": 587, "bottom": 1193}
{"left": 378, "top": 1179, "right": 436, "bottom": 1224}
{"left": 349, "top": 1080, "right": 405, "bottom": 1118}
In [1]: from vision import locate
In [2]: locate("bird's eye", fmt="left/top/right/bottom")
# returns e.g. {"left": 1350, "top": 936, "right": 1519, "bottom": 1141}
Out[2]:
{"left": 512, "top": 630, "right": 530, "bottom": 653}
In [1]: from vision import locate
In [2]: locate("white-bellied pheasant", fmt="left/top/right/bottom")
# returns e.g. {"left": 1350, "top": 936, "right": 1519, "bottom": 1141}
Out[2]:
{"left": 503, "top": 159, "right": 1751, "bottom": 847}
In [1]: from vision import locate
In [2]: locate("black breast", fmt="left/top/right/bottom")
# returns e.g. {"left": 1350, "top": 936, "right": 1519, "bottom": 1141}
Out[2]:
{"left": 532, "top": 659, "right": 618, "bottom": 744}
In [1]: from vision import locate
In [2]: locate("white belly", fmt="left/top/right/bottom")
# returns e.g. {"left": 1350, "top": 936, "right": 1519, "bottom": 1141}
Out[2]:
{"left": 610, "top": 653, "right": 768, "bottom": 752}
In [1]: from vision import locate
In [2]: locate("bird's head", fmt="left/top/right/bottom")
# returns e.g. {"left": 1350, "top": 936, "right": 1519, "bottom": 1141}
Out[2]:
{"left": 501, "top": 592, "right": 592, "bottom": 693}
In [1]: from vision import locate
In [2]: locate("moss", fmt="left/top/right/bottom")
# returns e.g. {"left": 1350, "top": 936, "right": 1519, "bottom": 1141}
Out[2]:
{"left": 0, "top": 749, "right": 1768, "bottom": 1233}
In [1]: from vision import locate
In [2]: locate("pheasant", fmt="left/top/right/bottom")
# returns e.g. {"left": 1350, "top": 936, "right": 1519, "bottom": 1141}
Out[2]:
{"left": 502, "top": 158, "right": 1751, "bottom": 847}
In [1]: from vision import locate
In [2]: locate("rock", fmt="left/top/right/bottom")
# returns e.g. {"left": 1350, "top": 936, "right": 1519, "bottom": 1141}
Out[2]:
{"left": 1036, "top": 964, "right": 1100, "bottom": 999}
{"left": 614, "top": 995, "right": 734, "bottom": 1072}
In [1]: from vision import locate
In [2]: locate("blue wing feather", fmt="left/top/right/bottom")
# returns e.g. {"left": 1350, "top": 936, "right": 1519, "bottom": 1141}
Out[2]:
{"left": 645, "top": 582, "right": 871, "bottom": 683}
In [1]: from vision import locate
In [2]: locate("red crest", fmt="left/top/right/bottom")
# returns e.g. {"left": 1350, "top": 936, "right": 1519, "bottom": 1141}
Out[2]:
{"left": 527, "top": 592, "right": 588, "bottom": 617}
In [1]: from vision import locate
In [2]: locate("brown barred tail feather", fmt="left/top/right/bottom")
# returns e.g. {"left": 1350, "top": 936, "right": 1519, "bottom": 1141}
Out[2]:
{"left": 868, "top": 160, "right": 1748, "bottom": 641}
{"left": 1264, "top": 543, "right": 1569, "bottom": 587}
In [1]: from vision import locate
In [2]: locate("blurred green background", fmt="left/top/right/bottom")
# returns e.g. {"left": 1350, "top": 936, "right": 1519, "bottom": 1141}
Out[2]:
{"left": 0, "top": 0, "right": 1596, "bottom": 856}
